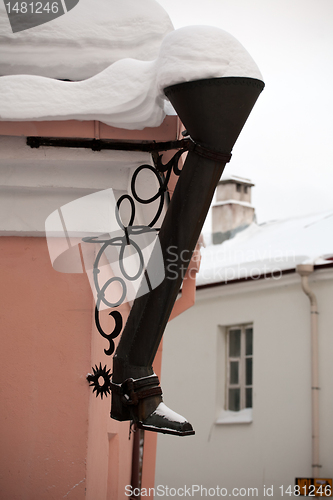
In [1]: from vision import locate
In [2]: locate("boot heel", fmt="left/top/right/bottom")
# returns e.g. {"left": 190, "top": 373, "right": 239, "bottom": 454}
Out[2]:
{"left": 110, "top": 387, "right": 133, "bottom": 421}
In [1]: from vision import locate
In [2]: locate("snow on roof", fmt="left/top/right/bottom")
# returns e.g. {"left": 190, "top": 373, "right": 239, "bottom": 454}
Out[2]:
{"left": 0, "top": 0, "right": 174, "bottom": 80}
{"left": 0, "top": 25, "right": 263, "bottom": 130}
{"left": 218, "top": 174, "right": 254, "bottom": 186}
{"left": 155, "top": 25, "right": 263, "bottom": 92}
{"left": 197, "top": 209, "right": 333, "bottom": 286}
{"left": 0, "top": 59, "right": 166, "bottom": 130}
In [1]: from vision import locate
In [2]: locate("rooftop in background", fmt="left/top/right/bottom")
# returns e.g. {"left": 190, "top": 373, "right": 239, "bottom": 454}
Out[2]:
{"left": 212, "top": 174, "right": 255, "bottom": 244}
{"left": 198, "top": 209, "right": 333, "bottom": 287}
{"left": 218, "top": 174, "right": 254, "bottom": 187}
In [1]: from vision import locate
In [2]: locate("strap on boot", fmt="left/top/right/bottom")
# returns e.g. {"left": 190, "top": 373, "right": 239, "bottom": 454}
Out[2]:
{"left": 111, "top": 374, "right": 162, "bottom": 407}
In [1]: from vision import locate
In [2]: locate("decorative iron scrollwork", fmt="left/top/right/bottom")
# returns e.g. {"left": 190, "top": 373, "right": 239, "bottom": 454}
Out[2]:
{"left": 84, "top": 148, "right": 186, "bottom": 344}
{"left": 86, "top": 146, "right": 189, "bottom": 398}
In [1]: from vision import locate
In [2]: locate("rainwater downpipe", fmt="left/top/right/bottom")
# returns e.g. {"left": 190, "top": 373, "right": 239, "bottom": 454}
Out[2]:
{"left": 296, "top": 264, "right": 320, "bottom": 477}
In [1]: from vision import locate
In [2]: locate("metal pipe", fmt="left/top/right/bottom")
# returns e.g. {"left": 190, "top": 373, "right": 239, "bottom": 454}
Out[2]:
{"left": 113, "top": 76, "right": 265, "bottom": 381}
{"left": 111, "top": 76, "right": 264, "bottom": 432}
{"left": 130, "top": 428, "right": 142, "bottom": 499}
{"left": 296, "top": 264, "right": 320, "bottom": 477}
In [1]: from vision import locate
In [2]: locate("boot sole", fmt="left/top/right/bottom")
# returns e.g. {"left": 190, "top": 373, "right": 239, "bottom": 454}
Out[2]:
{"left": 136, "top": 421, "right": 195, "bottom": 436}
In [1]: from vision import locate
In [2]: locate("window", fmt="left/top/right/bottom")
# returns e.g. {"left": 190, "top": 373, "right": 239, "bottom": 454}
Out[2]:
{"left": 226, "top": 325, "right": 253, "bottom": 411}
{"left": 236, "top": 183, "right": 241, "bottom": 193}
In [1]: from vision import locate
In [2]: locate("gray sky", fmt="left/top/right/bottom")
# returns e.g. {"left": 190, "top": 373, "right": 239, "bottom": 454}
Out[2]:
{"left": 157, "top": 0, "right": 333, "bottom": 226}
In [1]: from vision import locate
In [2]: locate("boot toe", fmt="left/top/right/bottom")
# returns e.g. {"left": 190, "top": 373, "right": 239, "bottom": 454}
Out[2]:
{"left": 138, "top": 402, "right": 195, "bottom": 436}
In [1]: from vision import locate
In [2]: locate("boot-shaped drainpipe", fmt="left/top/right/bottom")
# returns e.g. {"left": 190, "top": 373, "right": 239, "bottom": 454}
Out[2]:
{"left": 296, "top": 264, "right": 320, "bottom": 477}
{"left": 111, "top": 76, "right": 264, "bottom": 436}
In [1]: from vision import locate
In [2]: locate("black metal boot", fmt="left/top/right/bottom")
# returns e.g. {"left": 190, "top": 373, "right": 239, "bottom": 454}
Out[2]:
{"left": 110, "top": 362, "right": 194, "bottom": 436}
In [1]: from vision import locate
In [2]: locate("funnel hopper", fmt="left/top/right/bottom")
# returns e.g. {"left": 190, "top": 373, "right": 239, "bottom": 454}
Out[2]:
{"left": 164, "top": 77, "right": 264, "bottom": 154}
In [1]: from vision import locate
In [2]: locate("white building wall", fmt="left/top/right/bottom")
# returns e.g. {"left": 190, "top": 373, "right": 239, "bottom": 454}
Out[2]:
{"left": 155, "top": 269, "right": 333, "bottom": 497}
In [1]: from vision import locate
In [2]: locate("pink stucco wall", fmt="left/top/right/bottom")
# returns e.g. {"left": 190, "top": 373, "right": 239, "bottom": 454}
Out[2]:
{"left": 0, "top": 236, "right": 92, "bottom": 499}
{"left": 0, "top": 116, "right": 197, "bottom": 499}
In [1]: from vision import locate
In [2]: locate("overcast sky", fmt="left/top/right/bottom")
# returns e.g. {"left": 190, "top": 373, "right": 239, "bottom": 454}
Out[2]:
{"left": 157, "top": 0, "right": 333, "bottom": 227}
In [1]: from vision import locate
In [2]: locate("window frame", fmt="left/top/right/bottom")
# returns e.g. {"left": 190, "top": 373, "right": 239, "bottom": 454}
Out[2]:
{"left": 226, "top": 324, "right": 253, "bottom": 412}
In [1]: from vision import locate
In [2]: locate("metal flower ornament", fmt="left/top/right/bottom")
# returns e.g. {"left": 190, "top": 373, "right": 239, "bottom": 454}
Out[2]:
{"left": 87, "top": 363, "right": 112, "bottom": 400}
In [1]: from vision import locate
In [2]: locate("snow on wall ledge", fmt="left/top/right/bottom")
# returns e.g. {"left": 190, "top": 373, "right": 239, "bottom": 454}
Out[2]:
{"left": 0, "top": 0, "right": 174, "bottom": 80}
{"left": 0, "top": 26, "right": 263, "bottom": 131}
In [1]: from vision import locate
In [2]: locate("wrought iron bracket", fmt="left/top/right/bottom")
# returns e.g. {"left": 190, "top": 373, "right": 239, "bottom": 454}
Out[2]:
{"left": 26, "top": 135, "right": 232, "bottom": 163}
{"left": 27, "top": 136, "right": 192, "bottom": 153}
